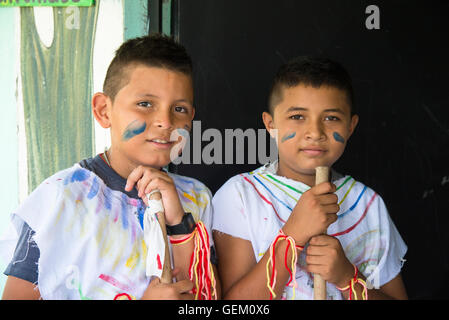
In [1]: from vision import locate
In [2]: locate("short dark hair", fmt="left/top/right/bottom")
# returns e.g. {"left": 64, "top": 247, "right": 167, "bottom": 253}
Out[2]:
{"left": 268, "top": 56, "right": 355, "bottom": 115}
{"left": 103, "top": 33, "right": 193, "bottom": 101}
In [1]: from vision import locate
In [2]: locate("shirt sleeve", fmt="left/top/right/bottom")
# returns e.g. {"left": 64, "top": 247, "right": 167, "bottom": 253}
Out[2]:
{"left": 366, "top": 195, "right": 407, "bottom": 288}
{"left": 379, "top": 210, "right": 407, "bottom": 285}
{"left": 212, "top": 177, "right": 251, "bottom": 241}
{"left": 3, "top": 221, "right": 40, "bottom": 285}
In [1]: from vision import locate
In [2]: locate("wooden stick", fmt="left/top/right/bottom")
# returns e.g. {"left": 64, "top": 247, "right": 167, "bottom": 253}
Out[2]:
{"left": 149, "top": 190, "right": 173, "bottom": 284}
{"left": 313, "top": 166, "right": 330, "bottom": 300}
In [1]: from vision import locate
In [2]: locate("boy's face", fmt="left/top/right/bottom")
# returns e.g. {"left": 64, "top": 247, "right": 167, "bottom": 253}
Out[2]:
{"left": 107, "top": 65, "right": 194, "bottom": 173}
{"left": 263, "top": 84, "right": 358, "bottom": 185}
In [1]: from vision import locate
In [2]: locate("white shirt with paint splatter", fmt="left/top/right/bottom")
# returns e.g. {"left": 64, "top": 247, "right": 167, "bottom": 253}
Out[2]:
{"left": 0, "top": 164, "right": 213, "bottom": 300}
{"left": 212, "top": 161, "right": 407, "bottom": 300}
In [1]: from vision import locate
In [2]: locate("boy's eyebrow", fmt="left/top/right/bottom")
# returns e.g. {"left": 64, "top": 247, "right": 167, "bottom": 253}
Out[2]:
{"left": 173, "top": 98, "right": 193, "bottom": 105}
{"left": 137, "top": 93, "right": 159, "bottom": 98}
{"left": 323, "top": 108, "right": 345, "bottom": 114}
{"left": 136, "top": 94, "right": 193, "bottom": 105}
{"left": 286, "top": 106, "right": 308, "bottom": 112}
{"left": 285, "top": 106, "right": 345, "bottom": 114}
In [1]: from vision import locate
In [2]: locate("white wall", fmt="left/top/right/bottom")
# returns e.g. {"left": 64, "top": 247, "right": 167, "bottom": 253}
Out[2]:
{"left": 0, "top": 7, "right": 20, "bottom": 296}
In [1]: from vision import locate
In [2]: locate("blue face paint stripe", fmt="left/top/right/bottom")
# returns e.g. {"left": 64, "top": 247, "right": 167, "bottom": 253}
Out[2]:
{"left": 122, "top": 120, "right": 146, "bottom": 141}
{"left": 333, "top": 132, "right": 345, "bottom": 144}
{"left": 281, "top": 132, "right": 296, "bottom": 143}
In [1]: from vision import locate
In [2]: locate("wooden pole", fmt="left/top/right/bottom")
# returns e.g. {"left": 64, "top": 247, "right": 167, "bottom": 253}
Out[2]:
{"left": 313, "top": 166, "right": 329, "bottom": 300}
{"left": 149, "top": 190, "right": 173, "bottom": 284}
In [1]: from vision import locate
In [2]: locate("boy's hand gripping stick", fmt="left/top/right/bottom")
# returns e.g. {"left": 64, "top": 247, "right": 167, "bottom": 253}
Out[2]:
{"left": 313, "top": 166, "right": 329, "bottom": 300}
{"left": 144, "top": 190, "right": 173, "bottom": 284}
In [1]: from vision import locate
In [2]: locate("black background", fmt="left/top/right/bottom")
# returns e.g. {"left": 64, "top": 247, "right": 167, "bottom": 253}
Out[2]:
{"left": 168, "top": 0, "right": 449, "bottom": 299}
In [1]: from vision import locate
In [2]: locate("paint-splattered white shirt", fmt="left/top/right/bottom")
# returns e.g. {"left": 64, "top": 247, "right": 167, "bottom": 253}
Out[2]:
{"left": 212, "top": 161, "right": 407, "bottom": 300}
{"left": 0, "top": 159, "right": 213, "bottom": 300}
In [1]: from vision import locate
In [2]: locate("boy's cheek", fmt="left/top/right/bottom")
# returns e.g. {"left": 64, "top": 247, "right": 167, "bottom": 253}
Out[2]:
{"left": 332, "top": 132, "right": 346, "bottom": 144}
{"left": 327, "top": 144, "right": 346, "bottom": 164}
{"left": 280, "top": 131, "right": 297, "bottom": 143}
{"left": 122, "top": 120, "right": 147, "bottom": 141}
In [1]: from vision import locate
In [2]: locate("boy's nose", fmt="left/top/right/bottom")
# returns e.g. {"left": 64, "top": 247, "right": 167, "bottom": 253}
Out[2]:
{"left": 305, "top": 121, "right": 325, "bottom": 141}
{"left": 153, "top": 109, "right": 174, "bottom": 130}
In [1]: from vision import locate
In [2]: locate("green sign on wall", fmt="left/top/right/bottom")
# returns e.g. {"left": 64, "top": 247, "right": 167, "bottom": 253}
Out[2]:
{"left": 0, "top": 0, "right": 94, "bottom": 7}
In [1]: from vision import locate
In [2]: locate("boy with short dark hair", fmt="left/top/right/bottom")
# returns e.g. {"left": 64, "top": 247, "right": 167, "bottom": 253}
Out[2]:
{"left": 212, "top": 56, "right": 407, "bottom": 300}
{"left": 1, "top": 34, "right": 218, "bottom": 300}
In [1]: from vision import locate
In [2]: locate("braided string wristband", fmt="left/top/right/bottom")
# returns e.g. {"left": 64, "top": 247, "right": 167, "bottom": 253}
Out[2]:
{"left": 336, "top": 264, "right": 368, "bottom": 300}
{"left": 169, "top": 221, "right": 217, "bottom": 300}
{"left": 266, "top": 229, "right": 304, "bottom": 300}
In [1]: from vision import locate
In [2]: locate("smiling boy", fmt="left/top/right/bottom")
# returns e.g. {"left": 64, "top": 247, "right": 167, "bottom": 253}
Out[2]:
{"left": 1, "top": 34, "right": 217, "bottom": 300}
{"left": 212, "top": 56, "right": 407, "bottom": 300}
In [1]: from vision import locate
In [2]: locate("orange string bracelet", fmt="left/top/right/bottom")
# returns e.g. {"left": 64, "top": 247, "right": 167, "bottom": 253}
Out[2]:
{"left": 336, "top": 264, "right": 368, "bottom": 300}
{"left": 266, "top": 229, "right": 304, "bottom": 300}
{"left": 168, "top": 221, "right": 217, "bottom": 300}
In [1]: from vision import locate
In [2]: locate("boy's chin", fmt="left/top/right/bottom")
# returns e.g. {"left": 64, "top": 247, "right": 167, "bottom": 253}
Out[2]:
{"left": 287, "top": 163, "right": 331, "bottom": 177}
{"left": 137, "top": 156, "right": 171, "bottom": 169}
{"left": 298, "top": 158, "right": 336, "bottom": 172}
{"left": 295, "top": 167, "right": 320, "bottom": 176}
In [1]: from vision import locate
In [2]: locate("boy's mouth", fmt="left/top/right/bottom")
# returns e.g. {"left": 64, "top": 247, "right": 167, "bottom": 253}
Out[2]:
{"left": 151, "top": 139, "right": 170, "bottom": 144}
{"left": 147, "top": 138, "right": 174, "bottom": 149}
{"left": 300, "top": 146, "right": 326, "bottom": 156}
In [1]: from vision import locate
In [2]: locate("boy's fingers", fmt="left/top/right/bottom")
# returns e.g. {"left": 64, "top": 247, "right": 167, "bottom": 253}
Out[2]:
{"left": 305, "top": 245, "right": 326, "bottom": 258}
{"left": 144, "top": 177, "right": 173, "bottom": 195}
{"left": 126, "top": 166, "right": 169, "bottom": 191}
{"left": 323, "top": 203, "right": 340, "bottom": 215}
{"left": 148, "top": 277, "right": 161, "bottom": 287}
{"left": 305, "top": 253, "right": 326, "bottom": 265}
{"left": 141, "top": 168, "right": 170, "bottom": 181}
{"left": 137, "top": 170, "right": 153, "bottom": 197}
{"left": 317, "top": 193, "right": 338, "bottom": 205}
{"left": 312, "top": 182, "right": 336, "bottom": 195}
{"left": 173, "top": 279, "right": 194, "bottom": 293}
{"left": 306, "top": 240, "right": 329, "bottom": 258}
{"left": 125, "top": 166, "right": 146, "bottom": 191}
{"left": 309, "top": 234, "right": 332, "bottom": 246}
{"left": 308, "top": 235, "right": 340, "bottom": 250}
{"left": 327, "top": 212, "right": 338, "bottom": 225}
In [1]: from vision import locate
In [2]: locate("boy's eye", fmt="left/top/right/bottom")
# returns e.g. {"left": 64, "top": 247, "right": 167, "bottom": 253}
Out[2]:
{"left": 137, "top": 101, "right": 152, "bottom": 108}
{"left": 174, "top": 106, "right": 188, "bottom": 113}
{"left": 325, "top": 115, "right": 340, "bottom": 121}
{"left": 289, "top": 114, "right": 304, "bottom": 120}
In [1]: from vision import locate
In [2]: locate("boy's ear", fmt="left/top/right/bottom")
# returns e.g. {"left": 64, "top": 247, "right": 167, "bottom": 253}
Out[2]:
{"left": 190, "top": 106, "right": 195, "bottom": 121}
{"left": 262, "top": 111, "right": 276, "bottom": 138}
{"left": 348, "top": 114, "right": 359, "bottom": 137}
{"left": 92, "top": 92, "right": 112, "bottom": 128}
